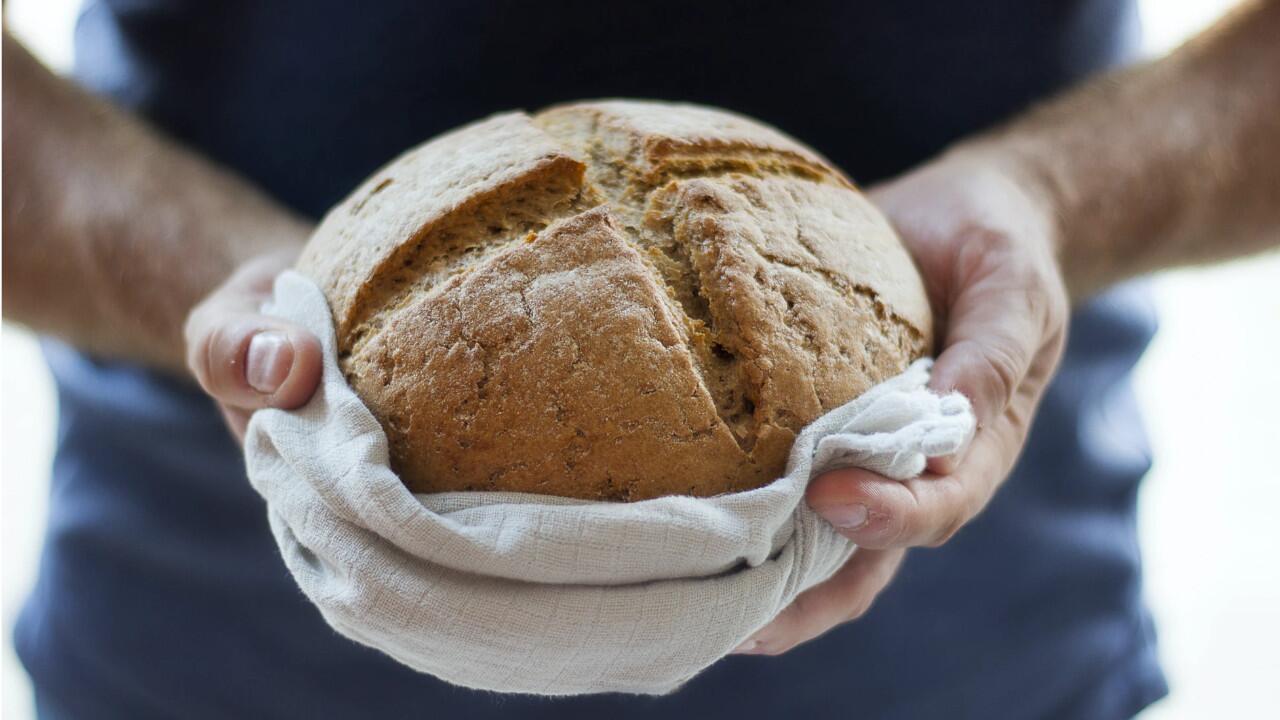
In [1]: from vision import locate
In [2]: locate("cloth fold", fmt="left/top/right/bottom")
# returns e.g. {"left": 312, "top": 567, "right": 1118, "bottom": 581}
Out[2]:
{"left": 244, "top": 270, "right": 974, "bottom": 696}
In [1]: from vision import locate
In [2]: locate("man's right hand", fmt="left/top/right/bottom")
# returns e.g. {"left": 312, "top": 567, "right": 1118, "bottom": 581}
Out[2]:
{"left": 184, "top": 249, "right": 324, "bottom": 442}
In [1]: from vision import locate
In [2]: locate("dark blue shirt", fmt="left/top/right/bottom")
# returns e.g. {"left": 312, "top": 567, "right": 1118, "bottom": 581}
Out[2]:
{"left": 15, "top": 1, "right": 1166, "bottom": 717}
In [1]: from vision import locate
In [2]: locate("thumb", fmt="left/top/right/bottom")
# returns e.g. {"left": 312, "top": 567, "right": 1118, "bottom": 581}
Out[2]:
{"left": 185, "top": 285, "right": 322, "bottom": 411}
{"left": 186, "top": 310, "right": 322, "bottom": 411}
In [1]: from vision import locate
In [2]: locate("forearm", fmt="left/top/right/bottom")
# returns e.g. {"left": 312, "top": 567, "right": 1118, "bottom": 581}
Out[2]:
{"left": 2, "top": 31, "right": 311, "bottom": 373}
{"left": 957, "top": 0, "right": 1280, "bottom": 299}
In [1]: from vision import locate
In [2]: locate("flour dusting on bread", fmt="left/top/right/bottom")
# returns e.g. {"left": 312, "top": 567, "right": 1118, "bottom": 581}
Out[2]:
{"left": 297, "top": 100, "right": 931, "bottom": 500}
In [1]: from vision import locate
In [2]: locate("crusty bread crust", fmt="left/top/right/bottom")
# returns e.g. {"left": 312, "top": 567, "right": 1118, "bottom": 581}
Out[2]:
{"left": 297, "top": 100, "right": 931, "bottom": 501}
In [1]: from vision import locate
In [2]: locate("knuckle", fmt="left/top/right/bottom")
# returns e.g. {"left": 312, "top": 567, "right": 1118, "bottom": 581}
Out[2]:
{"left": 884, "top": 502, "right": 936, "bottom": 550}
{"left": 953, "top": 229, "right": 1013, "bottom": 287}
{"left": 872, "top": 483, "right": 928, "bottom": 547}
{"left": 201, "top": 323, "right": 248, "bottom": 397}
{"left": 1044, "top": 270, "right": 1069, "bottom": 311}
{"left": 1051, "top": 320, "right": 1068, "bottom": 349}
{"left": 1002, "top": 392, "right": 1035, "bottom": 430}
{"left": 199, "top": 326, "right": 232, "bottom": 394}
{"left": 1029, "top": 269, "right": 1069, "bottom": 338}
{"left": 875, "top": 503, "right": 911, "bottom": 547}
{"left": 1042, "top": 313, "right": 1069, "bottom": 358}
{"left": 976, "top": 341, "right": 1024, "bottom": 410}
{"left": 965, "top": 227, "right": 1016, "bottom": 256}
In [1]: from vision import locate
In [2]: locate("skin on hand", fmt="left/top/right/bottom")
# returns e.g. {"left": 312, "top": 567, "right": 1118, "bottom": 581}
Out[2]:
{"left": 733, "top": 0, "right": 1280, "bottom": 658}
{"left": 184, "top": 249, "right": 324, "bottom": 441}
{"left": 733, "top": 150, "right": 1069, "bottom": 656}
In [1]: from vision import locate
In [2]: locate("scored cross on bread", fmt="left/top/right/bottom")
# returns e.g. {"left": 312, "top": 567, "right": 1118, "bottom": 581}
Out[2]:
{"left": 297, "top": 100, "right": 932, "bottom": 501}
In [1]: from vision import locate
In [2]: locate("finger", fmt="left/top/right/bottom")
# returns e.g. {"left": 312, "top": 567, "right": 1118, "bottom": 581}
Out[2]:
{"left": 186, "top": 292, "right": 322, "bottom": 411}
{"left": 732, "top": 548, "right": 906, "bottom": 656}
{"left": 929, "top": 236, "right": 1062, "bottom": 440}
{"left": 928, "top": 300, "right": 1064, "bottom": 475}
{"left": 807, "top": 396, "right": 1028, "bottom": 549}
{"left": 809, "top": 327, "right": 1063, "bottom": 550}
{"left": 187, "top": 311, "right": 322, "bottom": 411}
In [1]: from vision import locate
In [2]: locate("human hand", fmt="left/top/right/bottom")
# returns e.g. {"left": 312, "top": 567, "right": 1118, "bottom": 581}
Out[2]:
{"left": 184, "top": 248, "right": 323, "bottom": 441}
{"left": 733, "top": 148, "right": 1069, "bottom": 655}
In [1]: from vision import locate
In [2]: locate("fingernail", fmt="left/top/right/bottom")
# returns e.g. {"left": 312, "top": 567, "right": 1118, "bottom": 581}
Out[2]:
{"left": 731, "top": 639, "right": 760, "bottom": 654}
{"left": 825, "top": 504, "right": 869, "bottom": 530}
{"left": 246, "top": 331, "right": 292, "bottom": 394}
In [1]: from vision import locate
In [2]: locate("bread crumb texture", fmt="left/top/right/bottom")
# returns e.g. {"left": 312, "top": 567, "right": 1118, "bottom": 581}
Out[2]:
{"left": 297, "top": 100, "right": 932, "bottom": 501}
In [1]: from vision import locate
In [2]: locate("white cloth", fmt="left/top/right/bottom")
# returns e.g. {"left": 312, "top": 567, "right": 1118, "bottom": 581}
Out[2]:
{"left": 245, "top": 271, "right": 975, "bottom": 696}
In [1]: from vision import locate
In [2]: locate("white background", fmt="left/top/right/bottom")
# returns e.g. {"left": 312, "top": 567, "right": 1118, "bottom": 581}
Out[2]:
{"left": 3, "top": 0, "right": 1277, "bottom": 717}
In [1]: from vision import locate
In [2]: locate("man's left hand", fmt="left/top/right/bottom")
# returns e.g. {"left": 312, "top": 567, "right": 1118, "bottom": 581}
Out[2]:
{"left": 734, "top": 147, "right": 1069, "bottom": 655}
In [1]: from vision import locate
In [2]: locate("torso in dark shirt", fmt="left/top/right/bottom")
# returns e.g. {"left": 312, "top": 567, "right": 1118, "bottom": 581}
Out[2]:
{"left": 15, "top": 2, "right": 1166, "bottom": 718}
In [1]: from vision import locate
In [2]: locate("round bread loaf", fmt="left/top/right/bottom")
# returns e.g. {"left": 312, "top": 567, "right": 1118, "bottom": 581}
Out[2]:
{"left": 297, "top": 100, "right": 932, "bottom": 501}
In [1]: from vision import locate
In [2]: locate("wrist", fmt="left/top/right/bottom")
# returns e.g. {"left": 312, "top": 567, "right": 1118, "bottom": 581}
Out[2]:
{"left": 932, "top": 134, "right": 1105, "bottom": 305}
